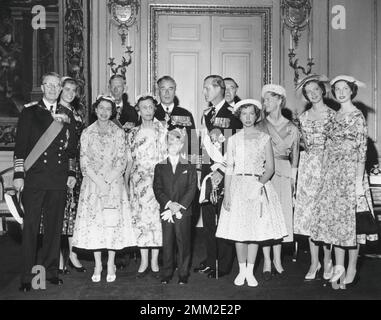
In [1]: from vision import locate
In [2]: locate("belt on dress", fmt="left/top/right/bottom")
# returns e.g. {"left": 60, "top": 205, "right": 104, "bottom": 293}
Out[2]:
{"left": 235, "top": 173, "right": 260, "bottom": 177}
{"left": 275, "top": 155, "right": 289, "bottom": 161}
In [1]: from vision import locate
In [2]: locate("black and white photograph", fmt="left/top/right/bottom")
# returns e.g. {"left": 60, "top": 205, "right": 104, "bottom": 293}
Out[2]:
{"left": 0, "top": 0, "right": 380, "bottom": 305}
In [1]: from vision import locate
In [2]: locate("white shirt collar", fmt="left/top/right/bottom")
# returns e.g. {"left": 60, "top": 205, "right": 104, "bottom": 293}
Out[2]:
{"left": 168, "top": 154, "right": 179, "bottom": 165}
{"left": 162, "top": 103, "right": 175, "bottom": 114}
{"left": 43, "top": 98, "right": 57, "bottom": 113}
{"left": 212, "top": 99, "right": 226, "bottom": 114}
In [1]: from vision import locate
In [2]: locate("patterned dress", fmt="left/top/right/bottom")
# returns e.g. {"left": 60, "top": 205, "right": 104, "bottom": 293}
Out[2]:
{"left": 259, "top": 119, "right": 300, "bottom": 243}
{"left": 310, "top": 109, "right": 376, "bottom": 247}
{"left": 72, "top": 121, "right": 136, "bottom": 250}
{"left": 127, "top": 120, "right": 167, "bottom": 247}
{"left": 293, "top": 107, "right": 336, "bottom": 236}
{"left": 62, "top": 108, "right": 86, "bottom": 235}
{"left": 216, "top": 130, "right": 288, "bottom": 242}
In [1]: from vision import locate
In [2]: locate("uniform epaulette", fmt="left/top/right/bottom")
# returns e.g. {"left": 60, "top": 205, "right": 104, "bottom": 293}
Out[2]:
{"left": 24, "top": 101, "right": 39, "bottom": 108}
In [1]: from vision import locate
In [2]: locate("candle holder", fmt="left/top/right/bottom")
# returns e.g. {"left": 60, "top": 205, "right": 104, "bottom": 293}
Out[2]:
{"left": 108, "top": 0, "right": 139, "bottom": 76}
{"left": 288, "top": 48, "right": 314, "bottom": 87}
{"left": 282, "top": 0, "right": 313, "bottom": 86}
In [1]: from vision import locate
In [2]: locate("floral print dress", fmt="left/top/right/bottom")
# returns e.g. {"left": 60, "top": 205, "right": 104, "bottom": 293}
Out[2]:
{"left": 72, "top": 121, "right": 137, "bottom": 250}
{"left": 127, "top": 120, "right": 167, "bottom": 247}
{"left": 310, "top": 109, "right": 376, "bottom": 247}
{"left": 293, "top": 107, "right": 336, "bottom": 236}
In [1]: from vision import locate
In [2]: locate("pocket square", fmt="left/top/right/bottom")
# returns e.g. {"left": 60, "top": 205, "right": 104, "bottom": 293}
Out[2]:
{"left": 182, "top": 170, "right": 188, "bottom": 174}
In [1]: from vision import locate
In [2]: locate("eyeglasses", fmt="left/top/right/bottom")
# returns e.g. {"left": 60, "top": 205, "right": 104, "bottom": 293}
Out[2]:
{"left": 43, "top": 83, "right": 61, "bottom": 90}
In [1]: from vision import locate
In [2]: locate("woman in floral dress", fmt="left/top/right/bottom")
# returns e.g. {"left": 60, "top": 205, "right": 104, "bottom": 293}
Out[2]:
{"left": 72, "top": 96, "right": 136, "bottom": 283}
{"left": 216, "top": 99, "right": 287, "bottom": 287}
{"left": 293, "top": 75, "right": 336, "bottom": 281}
{"left": 260, "top": 84, "right": 300, "bottom": 279}
{"left": 311, "top": 75, "right": 377, "bottom": 288}
{"left": 126, "top": 95, "right": 167, "bottom": 278}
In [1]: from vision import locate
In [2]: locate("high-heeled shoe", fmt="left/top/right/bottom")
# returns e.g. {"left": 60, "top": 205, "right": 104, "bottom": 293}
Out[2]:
{"left": 136, "top": 267, "right": 150, "bottom": 279}
{"left": 91, "top": 266, "right": 102, "bottom": 283}
{"left": 106, "top": 265, "right": 116, "bottom": 283}
{"left": 323, "top": 260, "right": 333, "bottom": 280}
{"left": 329, "top": 265, "right": 345, "bottom": 283}
{"left": 305, "top": 262, "right": 321, "bottom": 281}
{"left": 271, "top": 262, "right": 284, "bottom": 277}
{"left": 68, "top": 258, "right": 87, "bottom": 273}
{"left": 341, "top": 273, "right": 360, "bottom": 289}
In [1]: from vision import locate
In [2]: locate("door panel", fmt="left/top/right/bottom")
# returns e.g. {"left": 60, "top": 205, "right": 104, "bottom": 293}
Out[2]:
{"left": 158, "top": 14, "right": 263, "bottom": 127}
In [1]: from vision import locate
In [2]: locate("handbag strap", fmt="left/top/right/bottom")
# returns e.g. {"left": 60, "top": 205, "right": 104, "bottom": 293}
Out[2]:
{"left": 24, "top": 120, "right": 64, "bottom": 172}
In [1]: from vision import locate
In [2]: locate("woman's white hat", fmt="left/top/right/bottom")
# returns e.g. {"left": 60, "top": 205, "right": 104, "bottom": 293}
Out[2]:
{"left": 296, "top": 74, "right": 330, "bottom": 91}
{"left": 330, "top": 75, "right": 366, "bottom": 88}
{"left": 233, "top": 99, "right": 262, "bottom": 113}
{"left": 261, "top": 84, "right": 286, "bottom": 98}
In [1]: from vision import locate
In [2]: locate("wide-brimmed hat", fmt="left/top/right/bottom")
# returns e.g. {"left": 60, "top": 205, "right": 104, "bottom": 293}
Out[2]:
{"left": 330, "top": 75, "right": 366, "bottom": 88}
{"left": 296, "top": 74, "right": 330, "bottom": 91}
{"left": 4, "top": 189, "right": 24, "bottom": 224}
{"left": 233, "top": 99, "right": 262, "bottom": 113}
{"left": 261, "top": 84, "right": 286, "bottom": 98}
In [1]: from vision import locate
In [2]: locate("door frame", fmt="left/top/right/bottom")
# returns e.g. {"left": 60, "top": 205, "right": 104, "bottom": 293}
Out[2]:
{"left": 148, "top": 4, "right": 273, "bottom": 94}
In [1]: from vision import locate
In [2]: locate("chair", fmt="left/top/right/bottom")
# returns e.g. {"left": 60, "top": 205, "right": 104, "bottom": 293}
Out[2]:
{"left": 0, "top": 167, "right": 15, "bottom": 235}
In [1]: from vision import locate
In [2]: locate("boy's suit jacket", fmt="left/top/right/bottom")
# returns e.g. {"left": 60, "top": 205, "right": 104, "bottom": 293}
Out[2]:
{"left": 153, "top": 156, "right": 197, "bottom": 216}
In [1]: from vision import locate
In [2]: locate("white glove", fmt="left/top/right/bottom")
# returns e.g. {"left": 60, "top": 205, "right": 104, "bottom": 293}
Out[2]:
{"left": 160, "top": 210, "right": 174, "bottom": 223}
{"left": 175, "top": 211, "right": 183, "bottom": 220}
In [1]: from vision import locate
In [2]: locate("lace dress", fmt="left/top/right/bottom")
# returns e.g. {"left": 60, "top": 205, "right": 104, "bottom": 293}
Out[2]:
{"left": 216, "top": 130, "right": 288, "bottom": 242}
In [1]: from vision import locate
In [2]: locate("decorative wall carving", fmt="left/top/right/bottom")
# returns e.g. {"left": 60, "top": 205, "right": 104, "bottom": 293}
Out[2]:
{"left": 148, "top": 4, "right": 272, "bottom": 93}
{"left": 64, "top": 0, "right": 89, "bottom": 110}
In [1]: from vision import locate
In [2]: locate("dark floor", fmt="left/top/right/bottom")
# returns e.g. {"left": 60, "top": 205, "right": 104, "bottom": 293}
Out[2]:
{"left": 0, "top": 221, "right": 381, "bottom": 300}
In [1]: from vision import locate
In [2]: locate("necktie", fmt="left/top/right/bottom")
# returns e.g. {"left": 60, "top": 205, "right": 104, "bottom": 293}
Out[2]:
{"left": 210, "top": 106, "right": 216, "bottom": 119}
{"left": 165, "top": 107, "right": 170, "bottom": 122}
{"left": 50, "top": 105, "right": 54, "bottom": 114}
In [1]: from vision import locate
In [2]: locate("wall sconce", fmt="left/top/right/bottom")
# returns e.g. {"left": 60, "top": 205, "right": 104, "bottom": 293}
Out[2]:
{"left": 107, "top": 0, "right": 140, "bottom": 78}
{"left": 281, "top": 0, "right": 314, "bottom": 86}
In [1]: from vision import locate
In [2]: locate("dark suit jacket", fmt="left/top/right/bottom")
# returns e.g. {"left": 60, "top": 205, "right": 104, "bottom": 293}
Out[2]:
{"left": 153, "top": 156, "right": 197, "bottom": 217}
{"left": 13, "top": 100, "right": 77, "bottom": 190}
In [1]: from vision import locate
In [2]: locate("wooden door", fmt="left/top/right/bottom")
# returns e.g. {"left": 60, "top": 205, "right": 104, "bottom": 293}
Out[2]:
{"left": 157, "top": 14, "right": 265, "bottom": 127}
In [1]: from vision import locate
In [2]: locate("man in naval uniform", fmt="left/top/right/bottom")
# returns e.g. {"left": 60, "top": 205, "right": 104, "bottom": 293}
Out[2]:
{"left": 194, "top": 75, "right": 242, "bottom": 279}
{"left": 154, "top": 75, "right": 198, "bottom": 160}
{"left": 14, "top": 72, "right": 77, "bottom": 292}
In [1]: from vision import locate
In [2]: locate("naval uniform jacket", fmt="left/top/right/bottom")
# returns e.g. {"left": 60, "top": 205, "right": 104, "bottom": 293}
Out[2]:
{"left": 155, "top": 103, "right": 198, "bottom": 157}
{"left": 13, "top": 100, "right": 77, "bottom": 190}
{"left": 201, "top": 101, "right": 242, "bottom": 179}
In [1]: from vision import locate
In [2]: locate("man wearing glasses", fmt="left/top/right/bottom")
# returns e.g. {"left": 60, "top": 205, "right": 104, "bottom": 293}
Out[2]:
{"left": 14, "top": 72, "right": 77, "bottom": 292}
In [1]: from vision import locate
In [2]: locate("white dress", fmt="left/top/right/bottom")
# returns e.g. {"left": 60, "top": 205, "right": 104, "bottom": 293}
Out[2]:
{"left": 72, "top": 121, "right": 137, "bottom": 250}
{"left": 216, "top": 130, "right": 288, "bottom": 242}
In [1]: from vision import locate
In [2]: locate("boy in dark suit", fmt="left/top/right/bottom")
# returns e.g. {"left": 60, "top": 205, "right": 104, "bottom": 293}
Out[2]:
{"left": 153, "top": 128, "right": 197, "bottom": 284}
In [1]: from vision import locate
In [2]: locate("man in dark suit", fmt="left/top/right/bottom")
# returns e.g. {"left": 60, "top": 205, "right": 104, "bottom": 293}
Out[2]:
{"left": 155, "top": 76, "right": 199, "bottom": 160}
{"left": 223, "top": 77, "right": 241, "bottom": 109}
{"left": 89, "top": 74, "right": 139, "bottom": 132}
{"left": 13, "top": 72, "right": 77, "bottom": 292}
{"left": 153, "top": 128, "right": 198, "bottom": 284}
{"left": 194, "top": 75, "right": 242, "bottom": 279}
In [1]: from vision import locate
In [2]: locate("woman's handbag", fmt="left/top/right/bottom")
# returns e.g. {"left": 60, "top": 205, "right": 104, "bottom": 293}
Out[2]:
{"left": 356, "top": 195, "right": 378, "bottom": 235}
{"left": 102, "top": 197, "right": 119, "bottom": 228}
{"left": 356, "top": 210, "right": 378, "bottom": 235}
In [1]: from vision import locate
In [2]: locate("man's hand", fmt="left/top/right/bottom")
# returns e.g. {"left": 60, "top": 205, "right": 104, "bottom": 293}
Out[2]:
{"left": 211, "top": 171, "right": 223, "bottom": 187}
{"left": 13, "top": 178, "right": 24, "bottom": 192}
{"left": 67, "top": 176, "right": 77, "bottom": 189}
{"left": 161, "top": 210, "right": 174, "bottom": 223}
{"left": 168, "top": 202, "right": 183, "bottom": 214}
